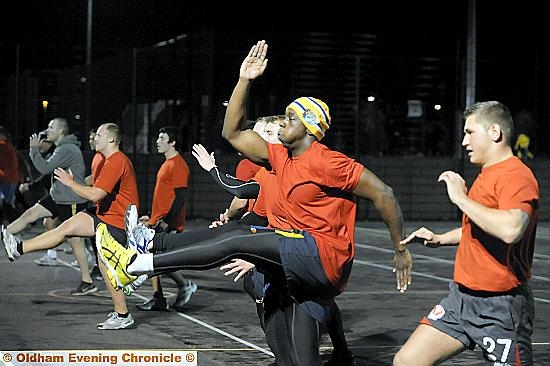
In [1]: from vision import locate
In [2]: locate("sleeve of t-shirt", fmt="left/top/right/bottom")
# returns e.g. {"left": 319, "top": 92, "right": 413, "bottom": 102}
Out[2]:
{"left": 172, "top": 159, "right": 189, "bottom": 189}
{"left": 93, "top": 155, "right": 123, "bottom": 193}
{"left": 267, "top": 144, "right": 285, "bottom": 174}
{"left": 316, "top": 149, "right": 364, "bottom": 192}
{"left": 496, "top": 174, "right": 538, "bottom": 217}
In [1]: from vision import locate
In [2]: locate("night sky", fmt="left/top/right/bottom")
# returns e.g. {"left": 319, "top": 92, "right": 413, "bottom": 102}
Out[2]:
{"left": 3, "top": 1, "right": 542, "bottom": 73}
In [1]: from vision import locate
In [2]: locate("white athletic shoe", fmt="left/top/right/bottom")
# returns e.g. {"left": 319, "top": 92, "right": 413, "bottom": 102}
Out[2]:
{"left": 125, "top": 204, "right": 154, "bottom": 254}
{"left": 2, "top": 225, "right": 21, "bottom": 262}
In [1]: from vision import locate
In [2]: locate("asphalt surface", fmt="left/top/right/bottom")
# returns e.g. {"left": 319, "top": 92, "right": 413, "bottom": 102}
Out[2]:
{"left": 1, "top": 220, "right": 549, "bottom": 365}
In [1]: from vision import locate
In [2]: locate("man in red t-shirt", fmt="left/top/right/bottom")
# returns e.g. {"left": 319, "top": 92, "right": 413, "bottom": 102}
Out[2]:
{"left": 131, "top": 126, "right": 197, "bottom": 312}
{"left": 2, "top": 123, "right": 139, "bottom": 330}
{"left": 395, "top": 101, "right": 539, "bottom": 365}
{"left": 211, "top": 118, "right": 274, "bottom": 225}
{"left": 0, "top": 126, "right": 20, "bottom": 223}
{"left": 96, "top": 40, "right": 410, "bottom": 364}
{"left": 84, "top": 127, "right": 105, "bottom": 281}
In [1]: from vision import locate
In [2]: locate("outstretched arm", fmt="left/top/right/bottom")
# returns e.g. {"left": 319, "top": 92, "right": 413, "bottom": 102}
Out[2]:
{"left": 222, "top": 40, "right": 270, "bottom": 163}
{"left": 401, "top": 226, "right": 462, "bottom": 248}
{"left": 353, "top": 168, "right": 412, "bottom": 292}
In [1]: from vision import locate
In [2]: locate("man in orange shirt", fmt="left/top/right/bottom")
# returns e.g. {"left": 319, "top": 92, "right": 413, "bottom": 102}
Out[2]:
{"left": 0, "top": 125, "right": 20, "bottom": 224}
{"left": 2, "top": 123, "right": 139, "bottom": 330}
{"left": 129, "top": 126, "right": 197, "bottom": 312}
{"left": 96, "top": 40, "right": 411, "bottom": 364}
{"left": 394, "top": 101, "right": 539, "bottom": 366}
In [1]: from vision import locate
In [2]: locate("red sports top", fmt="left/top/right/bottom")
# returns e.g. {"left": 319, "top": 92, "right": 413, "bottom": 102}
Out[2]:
{"left": 268, "top": 142, "right": 364, "bottom": 291}
{"left": 252, "top": 167, "right": 290, "bottom": 230}
{"left": 149, "top": 154, "right": 189, "bottom": 232}
{"left": 90, "top": 152, "right": 105, "bottom": 184}
{"left": 236, "top": 158, "right": 262, "bottom": 212}
{"left": 455, "top": 156, "right": 539, "bottom": 292}
{"left": 0, "top": 140, "right": 20, "bottom": 184}
{"left": 93, "top": 151, "right": 139, "bottom": 229}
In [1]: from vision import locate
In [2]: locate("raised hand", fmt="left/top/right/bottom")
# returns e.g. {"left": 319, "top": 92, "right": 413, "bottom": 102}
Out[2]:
{"left": 192, "top": 144, "right": 216, "bottom": 171}
{"left": 239, "top": 40, "right": 268, "bottom": 81}
{"left": 29, "top": 133, "right": 41, "bottom": 147}
{"left": 438, "top": 170, "right": 467, "bottom": 205}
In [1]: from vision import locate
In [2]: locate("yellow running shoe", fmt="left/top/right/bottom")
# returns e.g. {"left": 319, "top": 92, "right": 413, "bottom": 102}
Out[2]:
{"left": 95, "top": 223, "right": 137, "bottom": 290}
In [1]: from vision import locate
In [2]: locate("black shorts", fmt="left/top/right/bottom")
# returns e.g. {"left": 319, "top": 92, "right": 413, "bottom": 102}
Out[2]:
{"left": 278, "top": 230, "right": 340, "bottom": 325}
{"left": 38, "top": 195, "right": 88, "bottom": 223}
{"left": 88, "top": 213, "right": 128, "bottom": 248}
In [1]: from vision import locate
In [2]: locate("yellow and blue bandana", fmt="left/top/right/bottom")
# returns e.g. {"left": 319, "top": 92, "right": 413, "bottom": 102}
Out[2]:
{"left": 286, "top": 97, "right": 331, "bottom": 141}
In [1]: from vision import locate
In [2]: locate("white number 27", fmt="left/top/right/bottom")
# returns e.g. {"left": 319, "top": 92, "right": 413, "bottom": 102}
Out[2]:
{"left": 482, "top": 336, "right": 512, "bottom": 362}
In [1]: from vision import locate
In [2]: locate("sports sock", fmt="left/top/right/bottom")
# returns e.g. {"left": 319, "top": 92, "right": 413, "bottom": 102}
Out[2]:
{"left": 127, "top": 253, "right": 154, "bottom": 275}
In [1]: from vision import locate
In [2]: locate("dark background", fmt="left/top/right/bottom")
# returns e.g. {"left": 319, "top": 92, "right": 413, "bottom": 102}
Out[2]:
{"left": 0, "top": 1, "right": 547, "bottom": 156}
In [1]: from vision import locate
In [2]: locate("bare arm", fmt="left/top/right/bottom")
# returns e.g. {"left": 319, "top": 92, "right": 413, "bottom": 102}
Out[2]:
{"left": 85, "top": 174, "right": 93, "bottom": 186}
{"left": 222, "top": 40, "right": 269, "bottom": 163}
{"left": 54, "top": 167, "right": 106, "bottom": 202}
{"left": 226, "top": 196, "right": 248, "bottom": 220}
{"left": 353, "top": 168, "right": 405, "bottom": 251}
{"left": 401, "top": 227, "right": 462, "bottom": 247}
{"left": 438, "top": 171, "right": 530, "bottom": 244}
{"left": 352, "top": 168, "right": 412, "bottom": 292}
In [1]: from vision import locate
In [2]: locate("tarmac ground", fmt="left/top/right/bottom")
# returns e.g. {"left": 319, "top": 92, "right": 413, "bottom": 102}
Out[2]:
{"left": 1, "top": 220, "right": 549, "bottom": 365}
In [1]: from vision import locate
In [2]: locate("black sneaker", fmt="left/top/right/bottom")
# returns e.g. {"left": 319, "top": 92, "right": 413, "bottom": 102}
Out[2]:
{"left": 136, "top": 295, "right": 168, "bottom": 311}
{"left": 70, "top": 281, "right": 98, "bottom": 296}
{"left": 90, "top": 265, "right": 103, "bottom": 281}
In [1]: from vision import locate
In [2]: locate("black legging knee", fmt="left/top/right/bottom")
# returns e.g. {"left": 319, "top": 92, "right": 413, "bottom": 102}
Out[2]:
{"left": 152, "top": 222, "right": 284, "bottom": 275}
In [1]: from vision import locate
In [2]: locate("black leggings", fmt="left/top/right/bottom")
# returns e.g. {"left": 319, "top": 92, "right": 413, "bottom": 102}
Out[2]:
{"left": 265, "top": 301, "right": 323, "bottom": 366}
{"left": 150, "top": 221, "right": 334, "bottom": 364}
{"left": 151, "top": 221, "right": 284, "bottom": 275}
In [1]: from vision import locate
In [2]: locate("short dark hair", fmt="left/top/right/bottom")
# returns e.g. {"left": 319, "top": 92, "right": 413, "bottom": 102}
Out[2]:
{"left": 159, "top": 126, "right": 182, "bottom": 150}
{"left": 463, "top": 101, "right": 514, "bottom": 144}
{"left": 103, "top": 123, "right": 121, "bottom": 144}
{"left": 52, "top": 117, "right": 70, "bottom": 136}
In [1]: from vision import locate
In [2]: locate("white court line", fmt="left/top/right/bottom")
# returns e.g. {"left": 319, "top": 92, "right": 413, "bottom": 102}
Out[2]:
{"left": 130, "top": 292, "right": 274, "bottom": 357}
{"left": 356, "top": 243, "right": 550, "bottom": 282}
{"left": 357, "top": 228, "right": 550, "bottom": 283}
{"left": 354, "top": 244, "right": 550, "bottom": 304}
{"left": 57, "top": 230, "right": 549, "bottom": 355}
{"left": 60, "top": 258, "right": 274, "bottom": 357}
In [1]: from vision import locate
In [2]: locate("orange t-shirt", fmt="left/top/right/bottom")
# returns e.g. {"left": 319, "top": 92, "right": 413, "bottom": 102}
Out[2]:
{"left": 236, "top": 158, "right": 262, "bottom": 212}
{"left": 454, "top": 156, "right": 539, "bottom": 292}
{"left": 252, "top": 167, "right": 290, "bottom": 230}
{"left": 268, "top": 142, "right": 364, "bottom": 291}
{"left": 94, "top": 151, "right": 139, "bottom": 229}
{"left": 149, "top": 154, "right": 189, "bottom": 232}
{"left": 0, "top": 140, "right": 20, "bottom": 184}
{"left": 90, "top": 152, "right": 105, "bottom": 183}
